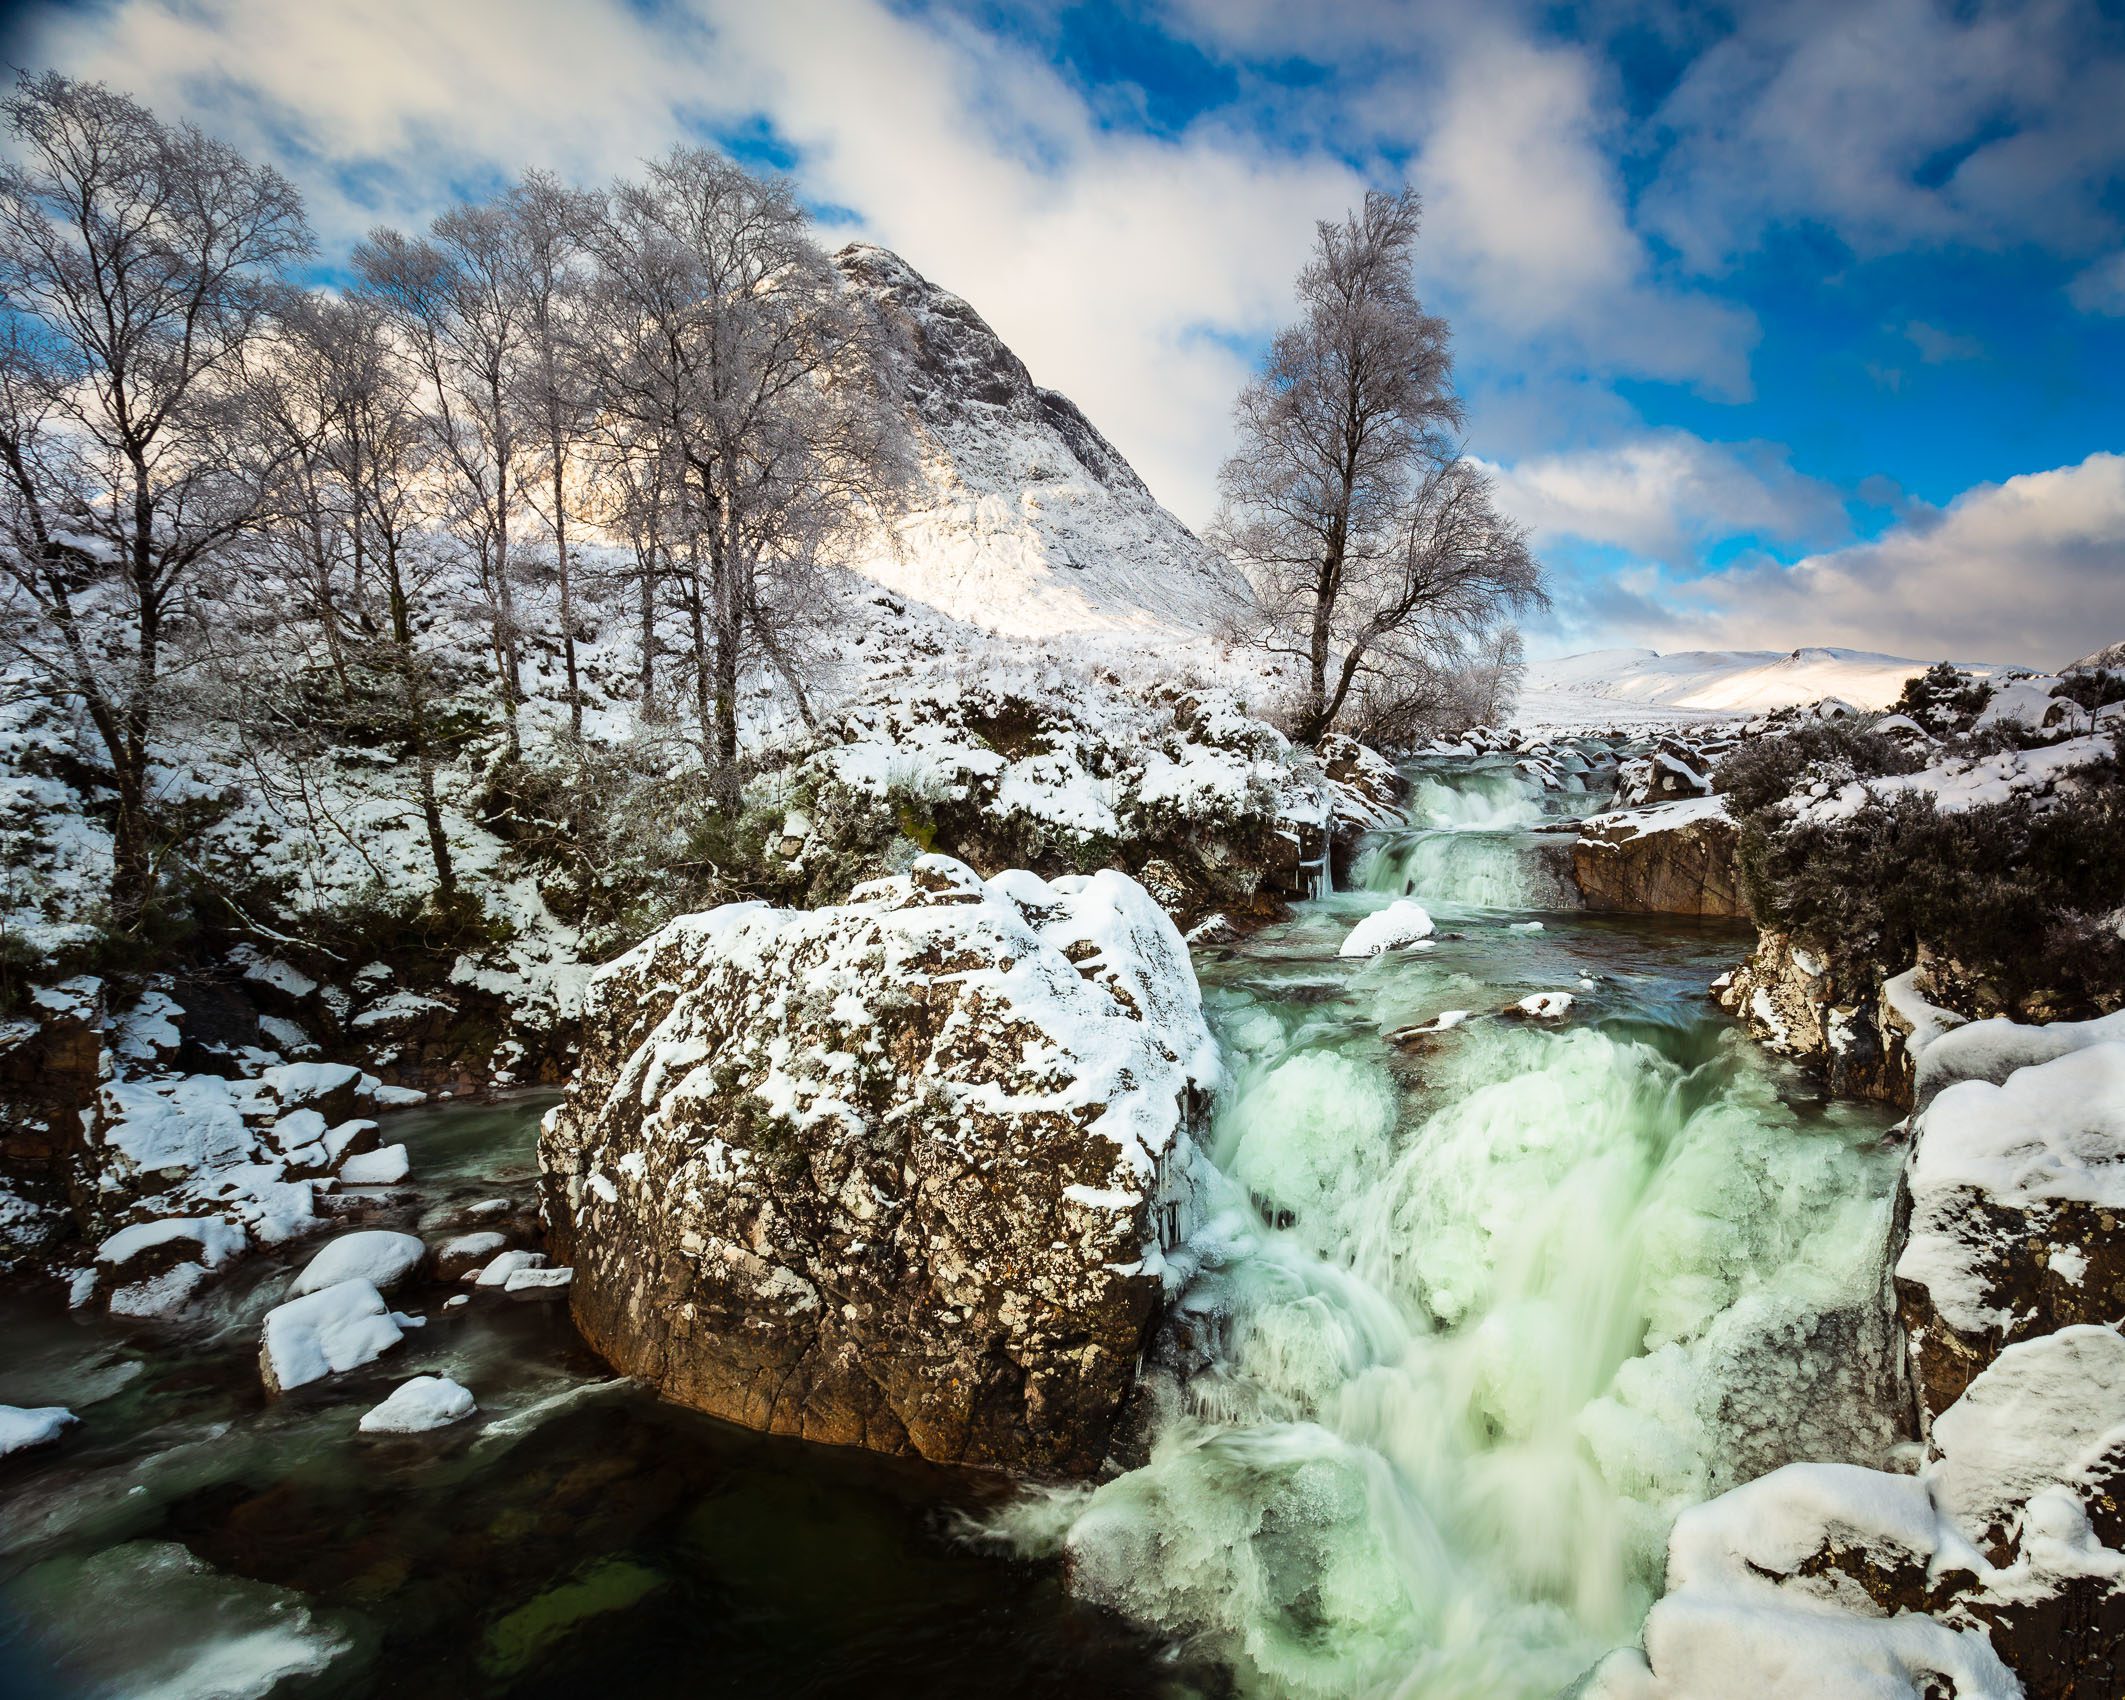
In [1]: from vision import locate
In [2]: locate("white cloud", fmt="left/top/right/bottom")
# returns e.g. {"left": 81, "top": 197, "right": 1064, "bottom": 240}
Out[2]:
{"left": 1643, "top": 0, "right": 2125, "bottom": 268}
{"left": 13, "top": 0, "right": 1360, "bottom": 526}
{"left": 1400, "top": 32, "right": 1756, "bottom": 399}
{"left": 2068, "top": 251, "right": 2125, "bottom": 316}
{"left": 1485, "top": 431, "right": 1847, "bottom": 565}
{"left": 1658, "top": 453, "right": 2125, "bottom": 666}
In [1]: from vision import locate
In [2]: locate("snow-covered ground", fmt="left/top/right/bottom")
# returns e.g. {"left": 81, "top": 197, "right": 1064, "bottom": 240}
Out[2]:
{"left": 1517, "top": 646, "right": 2014, "bottom": 726}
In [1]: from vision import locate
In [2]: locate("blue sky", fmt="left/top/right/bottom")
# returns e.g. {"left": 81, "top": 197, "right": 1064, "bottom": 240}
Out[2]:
{"left": 8, "top": 0, "right": 2123, "bottom": 663}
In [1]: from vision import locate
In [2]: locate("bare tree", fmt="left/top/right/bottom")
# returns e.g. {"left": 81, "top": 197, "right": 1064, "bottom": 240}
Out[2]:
{"left": 1214, "top": 188, "right": 1543, "bottom": 744}
{"left": 246, "top": 289, "right": 366, "bottom": 699}
{"left": 583, "top": 146, "right": 907, "bottom": 799}
{"left": 242, "top": 292, "right": 459, "bottom": 895}
{"left": 509, "top": 170, "right": 603, "bottom": 740}
{"left": 0, "top": 73, "right": 310, "bottom": 928}
{"left": 586, "top": 418, "right": 676, "bottom": 707}
{"left": 354, "top": 204, "right": 535, "bottom": 762}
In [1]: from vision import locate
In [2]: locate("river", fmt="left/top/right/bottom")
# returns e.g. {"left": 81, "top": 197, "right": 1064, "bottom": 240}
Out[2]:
{"left": 0, "top": 753, "right": 1905, "bottom": 1699}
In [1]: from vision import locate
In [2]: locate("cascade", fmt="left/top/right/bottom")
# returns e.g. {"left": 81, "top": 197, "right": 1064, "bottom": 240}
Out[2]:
{"left": 998, "top": 769, "right": 1901, "bottom": 1699}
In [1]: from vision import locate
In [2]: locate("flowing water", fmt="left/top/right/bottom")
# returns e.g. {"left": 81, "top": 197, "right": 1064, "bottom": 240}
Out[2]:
{"left": 996, "top": 759, "right": 1906, "bottom": 1699}
{"left": 0, "top": 758, "right": 1904, "bottom": 1700}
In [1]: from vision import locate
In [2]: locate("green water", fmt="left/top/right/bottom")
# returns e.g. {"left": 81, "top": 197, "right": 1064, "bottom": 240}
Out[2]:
{"left": 0, "top": 759, "right": 1903, "bottom": 1700}
{"left": 996, "top": 768, "right": 1904, "bottom": 1699}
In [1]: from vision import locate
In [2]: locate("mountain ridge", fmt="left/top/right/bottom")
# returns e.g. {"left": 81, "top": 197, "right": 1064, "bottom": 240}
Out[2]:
{"left": 1519, "top": 645, "right": 2016, "bottom": 722}
{"left": 831, "top": 242, "right": 1248, "bottom": 644}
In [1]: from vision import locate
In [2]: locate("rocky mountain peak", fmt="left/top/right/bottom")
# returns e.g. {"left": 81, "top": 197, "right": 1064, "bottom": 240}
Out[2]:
{"left": 834, "top": 241, "right": 1156, "bottom": 508}
{"left": 826, "top": 241, "right": 1244, "bottom": 641}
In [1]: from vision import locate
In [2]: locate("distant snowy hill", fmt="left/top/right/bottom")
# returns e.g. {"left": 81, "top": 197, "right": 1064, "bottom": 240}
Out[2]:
{"left": 833, "top": 243, "right": 1246, "bottom": 642}
{"left": 1519, "top": 646, "right": 2005, "bottom": 725}
{"left": 2068, "top": 639, "right": 2125, "bottom": 671}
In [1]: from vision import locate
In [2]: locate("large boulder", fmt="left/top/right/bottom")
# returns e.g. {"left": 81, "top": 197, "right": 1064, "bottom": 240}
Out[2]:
{"left": 1591, "top": 1035, "right": 2125, "bottom": 1700}
{"left": 538, "top": 855, "right": 1217, "bottom": 1476}
{"left": 1896, "top": 1041, "right": 2125, "bottom": 1425}
{"left": 1573, "top": 797, "right": 1745, "bottom": 918}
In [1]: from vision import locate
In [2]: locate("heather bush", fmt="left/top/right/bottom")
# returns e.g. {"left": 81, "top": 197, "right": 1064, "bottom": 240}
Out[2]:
{"left": 1729, "top": 732, "right": 2125, "bottom": 1017}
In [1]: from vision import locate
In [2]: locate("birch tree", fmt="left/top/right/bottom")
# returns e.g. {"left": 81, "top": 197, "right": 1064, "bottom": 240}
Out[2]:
{"left": 1214, "top": 189, "right": 1543, "bottom": 744}
{"left": 508, "top": 171, "right": 602, "bottom": 740}
{"left": 354, "top": 204, "right": 534, "bottom": 761}
{"left": 0, "top": 73, "right": 309, "bottom": 928}
{"left": 250, "top": 293, "right": 459, "bottom": 894}
{"left": 584, "top": 147, "right": 907, "bottom": 799}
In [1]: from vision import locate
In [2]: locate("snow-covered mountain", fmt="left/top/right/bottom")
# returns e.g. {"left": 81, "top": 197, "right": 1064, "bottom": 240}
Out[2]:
{"left": 833, "top": 243, "right": 1246, "bottom": 642}
{"left": 1519, "top": 646, "right": 2005, "bottom": 724}
{"left": 2068, "top": 639, "right": 2125, "bottom": 671}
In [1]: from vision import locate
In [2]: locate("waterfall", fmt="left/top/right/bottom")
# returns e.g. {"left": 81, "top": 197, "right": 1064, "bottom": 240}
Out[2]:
{"left": 1354, "top": 763, "right": 1572, "bottom": 911}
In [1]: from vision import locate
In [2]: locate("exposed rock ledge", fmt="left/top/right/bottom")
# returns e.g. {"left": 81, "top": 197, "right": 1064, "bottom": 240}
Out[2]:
{"left": 1590, "top": 1032, "right": 2125, "bottom": 1700}
{"left": 1572, "top": 796, "right": 1745, "bottom": 919}
{"left": 538, "top": 855, "right": 1217, "bottom": 1477}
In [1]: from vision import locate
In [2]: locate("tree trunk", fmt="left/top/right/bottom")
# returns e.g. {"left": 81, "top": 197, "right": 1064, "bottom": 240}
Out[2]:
{"left": 705, "top": 467, "right": 742, "bottom": 808}
{"left": 685, "top": 534, "right": 712, "bottom": 761}
{"left": 109, "top": 459, "right": 161, "bottom": 928}
{"left": 387, "top": 546, "right": 455, "bottom": 897}
{"left": 638, "top": 533, "right": 658, "bottom": 707}
{"left": 1297, "top": 449, "right": 1359, "bottom": 744}
{"left": 491, "top": 435, "right": 523, "bottom": 762}
{"left": 108, "top": 729, "right": 153, "bottom": 930}
{"left": 554, "top": 452, "right": 581, "bottom": 740}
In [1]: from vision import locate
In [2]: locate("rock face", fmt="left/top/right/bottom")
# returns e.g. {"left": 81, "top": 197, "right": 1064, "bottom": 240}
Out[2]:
{"left": 538, "top": 855, "right": 1217, "bottom": 1477}
{"left": 0, "top": 977, "right": 106, "bottom": 1269}
{"left": 0, "top": 978, "right": 105, "bottom": 1178}
{"left": 1716, "top": 931, "right": 1918, "bottom": 1104}
{"left": 831, "top": 242, "right": 1246, "bottom": 641}
{"left": 1595, "top": 1036, "right": 2125, "bottom": 1700}
{"left": 1896, "top": 1043, "right": 2125, "bottom": 1424}
{"left": 1572, "top": 797, "right": 1745, "bottom": 918}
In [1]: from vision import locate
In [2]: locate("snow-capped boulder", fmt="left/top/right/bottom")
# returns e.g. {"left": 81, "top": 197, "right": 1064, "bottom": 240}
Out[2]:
{"left": 334, "top": 1143, "right": 410, "bottom": 1186}
{"left": 1594, "top": 1323, "right": 2125, "bottom": 1700}
{"left": 0, "top": 1403, "right": 76, "bottom": 1457}
{"left": 469, "top": 1249, "right": 546, "bottom": 1287}
{"left": 1338, "top": 900, "right": 1435, "bottom": 958}
{"left": 435, "top": 1230, "right": 508, "bottom": 1280}
{"left": 1896, "top": 1042, "right": 2125, "bottom": 1424}
{"left": 259, "top": 1279, "right": 415, "bottom": 1396}
{"left": 287, "top": 1230, "right": 427, "bottom": 1298}
{"left": 92, "top": 1215, "right": 249, "bottom": 1317}
{"left": 1572, "top": 796, "right": 1745, "bottom": 919}
{"left": 539, "top": 854, "right": 1216, "bottom": 1475}
{"left": 1613, "top": 739, "right": 1717, "bottom": 809}
{"left": 358, "top": 1376, "right": 475, "bottom": 1435}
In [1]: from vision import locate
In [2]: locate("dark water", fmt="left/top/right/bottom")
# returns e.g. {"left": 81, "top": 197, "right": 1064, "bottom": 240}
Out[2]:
{"left": 0, "top": 1100, "right": 1196, "bottom": 1700}
{"left": 0, "top": 759, "right": 1885, "bottom": 1700}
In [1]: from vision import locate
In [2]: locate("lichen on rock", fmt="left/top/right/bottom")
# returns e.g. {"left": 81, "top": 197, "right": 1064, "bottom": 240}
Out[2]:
{"left": 1573, "top": 797, "right": 1746, "bottom": 919}
{"left": 538, "top": 854, "right": 1218, "bottom": 1476}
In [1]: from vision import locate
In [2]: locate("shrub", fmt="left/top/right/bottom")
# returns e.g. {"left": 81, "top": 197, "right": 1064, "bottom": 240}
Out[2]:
{"left": 1715, "top": 720, "right": 1921, "bottom": 817}
{"left": 1735, "top": 752, "right": 2125, "bottom": 1017}
{"left": 2052, "top": 667, "right": 2125, "bottom": 734}
{"left": 1894, "top": 661, "right": 1994, "bottom": 736}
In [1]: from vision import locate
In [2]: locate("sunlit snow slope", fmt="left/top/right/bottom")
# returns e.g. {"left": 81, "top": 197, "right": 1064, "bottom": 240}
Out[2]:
{"left": 1519, "top": 646, "right": 2003, "bottom": 723}
{"left": 835, "top": 243, "right": 1247, "bottom": 642}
